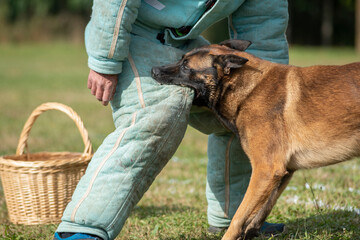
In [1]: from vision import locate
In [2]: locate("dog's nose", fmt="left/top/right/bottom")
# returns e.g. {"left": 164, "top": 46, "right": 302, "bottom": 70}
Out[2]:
{"left": 151, "top": 67, "right": 161, "bottom": 78}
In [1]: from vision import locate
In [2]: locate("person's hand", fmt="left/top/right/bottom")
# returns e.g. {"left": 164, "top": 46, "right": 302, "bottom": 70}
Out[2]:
{"left": 87, "top": 69, "right": 118, "bottom": 106}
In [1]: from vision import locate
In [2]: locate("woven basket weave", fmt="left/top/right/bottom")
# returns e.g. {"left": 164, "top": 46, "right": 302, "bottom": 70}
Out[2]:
{"left": 0, "top": 102, "right": 93, "bottom": 225}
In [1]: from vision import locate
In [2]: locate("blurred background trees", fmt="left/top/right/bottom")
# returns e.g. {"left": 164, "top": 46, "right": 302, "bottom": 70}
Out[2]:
{"left": 3, "top": 0, "right": 91, "bottom": 22}
{"left": 0, "top": 0, "right": 358, "bottom": 51}
{"left": 0, "top": 0, "right": 92, "bottom": 42}
{"left": 287, "top": 0, "right": 356, "bottom": 46}
{"left": 356, "top": 0, "right": 360, "bottom": 52}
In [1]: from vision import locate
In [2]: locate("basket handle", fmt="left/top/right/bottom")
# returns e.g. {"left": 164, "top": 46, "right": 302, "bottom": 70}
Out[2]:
{"left": 16, "top": 102, "right": 93, "bottom": 156}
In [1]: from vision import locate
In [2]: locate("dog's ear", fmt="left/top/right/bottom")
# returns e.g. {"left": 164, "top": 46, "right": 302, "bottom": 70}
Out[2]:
{"left": 219, "top": 39, "right": 252, "bottom": 51}
{"left": 214, "top": 54, "right": 248, "bottom": 74}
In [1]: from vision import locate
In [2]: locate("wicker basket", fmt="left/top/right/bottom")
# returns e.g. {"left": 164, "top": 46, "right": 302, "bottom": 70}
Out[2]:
{"left": 0, "top": 102, "right": 93, "bottom": 225}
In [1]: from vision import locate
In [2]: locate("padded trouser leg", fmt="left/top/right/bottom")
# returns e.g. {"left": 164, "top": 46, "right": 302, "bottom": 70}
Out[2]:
{"left": 57, "top": 35, "right": 195, "bottom": 240}
{"left": 206, "top": 133, "right": 252, "bottom": 227}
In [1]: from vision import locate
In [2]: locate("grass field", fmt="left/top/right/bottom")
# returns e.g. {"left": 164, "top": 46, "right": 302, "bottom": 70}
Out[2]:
{"left": 0, "top": 42, "right": 359, "bottom": 240}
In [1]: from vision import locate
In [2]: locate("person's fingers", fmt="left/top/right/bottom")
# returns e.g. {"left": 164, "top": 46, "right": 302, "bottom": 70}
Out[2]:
{"left": 87, "top": 69, "right": 118, "bottom": 105}
{"left": 111, "top": 84, "right": 117, "bottom": 100}
{"left": 87, "top": 76, "right": 92, "bottom": 89}
{"left": 102, "top": 83, "right": 113, "bottom": 106}
{"left": 91, "top": 82, "right": 97, "bottom": 96}
{"left": 95, "top": 83, "right": 104, "bottom": 102}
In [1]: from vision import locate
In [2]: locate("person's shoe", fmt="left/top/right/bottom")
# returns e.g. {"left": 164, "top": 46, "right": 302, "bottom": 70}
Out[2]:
{"left": 208, "top": 221, "right": 285, "bottom": 236}
{"left": 53, "top": 232, "right": 103, "bottom": 240}
{"left": 260, "top": 222, "right": 285, "bottom": 236}
{"left": 208, "top": 225, "right": 227, "bottom": 234}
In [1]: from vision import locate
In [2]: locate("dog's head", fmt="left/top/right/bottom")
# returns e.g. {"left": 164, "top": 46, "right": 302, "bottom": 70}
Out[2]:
{"left": 151, "top": 39, "right": 251, "bottom": 106}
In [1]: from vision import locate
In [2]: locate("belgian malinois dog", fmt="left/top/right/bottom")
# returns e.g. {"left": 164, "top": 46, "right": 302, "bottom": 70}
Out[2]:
{"left": 151, "top": 40, "right": 360, "bottom": 240}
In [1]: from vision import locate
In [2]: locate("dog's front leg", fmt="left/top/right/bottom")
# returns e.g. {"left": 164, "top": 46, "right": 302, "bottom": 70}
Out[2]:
{"left": 244, "top": 171, "right": 293, "bottom": 237}
{"left": 221, "top": 158, "right": 289, "bottom": 240}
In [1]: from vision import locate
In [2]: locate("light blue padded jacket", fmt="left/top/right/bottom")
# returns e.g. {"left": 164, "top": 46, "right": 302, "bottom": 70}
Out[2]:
{"left": 85, "top": 0, "right": 289, "bottom": 75}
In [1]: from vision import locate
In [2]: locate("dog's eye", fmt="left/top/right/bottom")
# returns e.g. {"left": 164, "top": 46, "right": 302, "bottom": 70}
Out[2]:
{"left": 181, "top": 64, "right": 189, "bottom": 70}
{"left": 181, "top": 60, "right": 189, "bottom": 70}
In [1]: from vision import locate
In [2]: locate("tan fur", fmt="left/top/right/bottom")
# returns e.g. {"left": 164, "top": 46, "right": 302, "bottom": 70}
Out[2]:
{"left": 187, "top": 53, "right": 213, "bottom": 70}
{"left": 152, "top": 42, "right": 360, "bottom": 240}
{"left": 213, "top": 51, "right": 360, "bottom": 240}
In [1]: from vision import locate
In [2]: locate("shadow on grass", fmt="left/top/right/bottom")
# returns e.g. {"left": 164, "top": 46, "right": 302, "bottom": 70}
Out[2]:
{"left": 131, "top": 204, "right": 197, "bottom": 219}
{"left": 128, "top": 204, "right": 224, "bottom": 240}
{"left": 129, "top": 205, "right": 360, "bottom": 239}
{"left": 161, "top": 234, "right": 223, "bottom": 240}
{"left": 259, "top": 210, "right": 360, "bottom": 240}
{"left": 1, "top": 199, "right": 358, "bottom": 239}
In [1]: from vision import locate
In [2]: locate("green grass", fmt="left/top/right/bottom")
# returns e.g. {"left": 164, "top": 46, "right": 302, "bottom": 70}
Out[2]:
{"left": 0, "top": 42, "right": 359, "bottom": 240}
{"left": 289, "top": 46, "right": 360, "bottom": 66}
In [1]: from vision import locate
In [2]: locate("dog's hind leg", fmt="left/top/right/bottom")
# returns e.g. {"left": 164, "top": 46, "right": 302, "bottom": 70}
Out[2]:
{"left": 221, "top": 155, "right": 289, "bottom": 240}
{"left": 244, "top": 171, "right": 294, "bottom": 238}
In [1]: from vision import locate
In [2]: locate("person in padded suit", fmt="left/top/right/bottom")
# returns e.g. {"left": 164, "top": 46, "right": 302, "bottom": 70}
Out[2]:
{"left": 54, "top": 0, "right": 289, "bottom": 239}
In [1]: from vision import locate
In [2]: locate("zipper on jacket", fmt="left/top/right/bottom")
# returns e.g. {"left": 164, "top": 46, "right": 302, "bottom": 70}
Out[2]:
{"left": 169, "top": 0, "right": 217, "bottom": 37}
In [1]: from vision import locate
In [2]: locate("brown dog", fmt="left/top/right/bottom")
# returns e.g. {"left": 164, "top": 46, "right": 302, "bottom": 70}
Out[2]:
{"left": 152, "top": 40, "right": 360, "bottom": 240}
{"left": 151, "top": 40, "right": 360, "bottom": 240}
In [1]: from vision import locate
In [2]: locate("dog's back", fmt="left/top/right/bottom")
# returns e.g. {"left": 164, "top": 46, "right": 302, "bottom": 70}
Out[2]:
{"left": 284, "top": 62, "right": 360, "bottom": 170}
